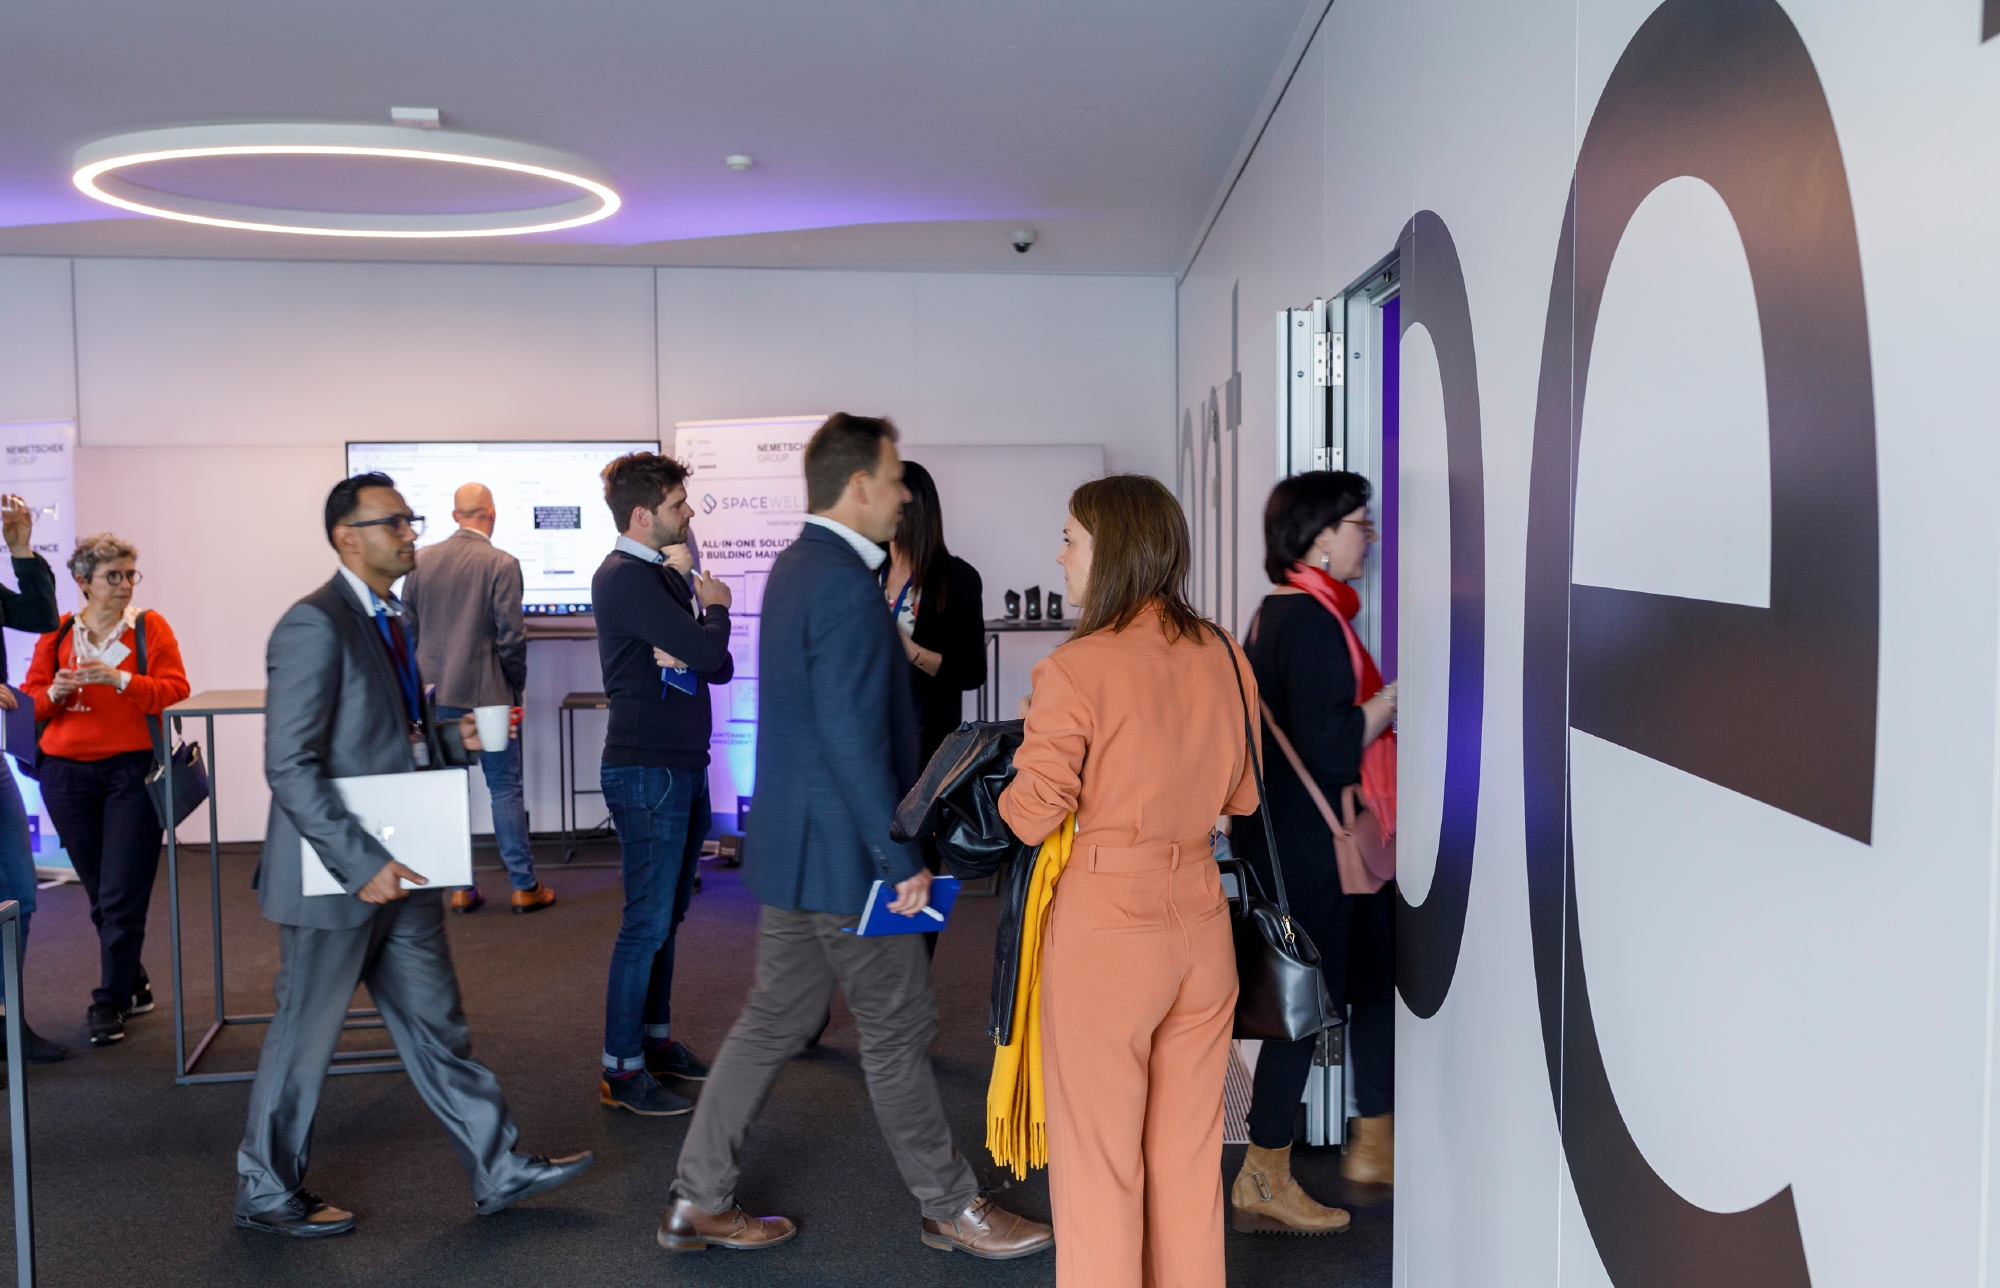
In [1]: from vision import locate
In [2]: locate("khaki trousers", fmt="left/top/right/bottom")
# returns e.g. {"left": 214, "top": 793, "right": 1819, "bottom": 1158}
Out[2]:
{"left": 673, "top": 905, "right": 979, "bottom": 1219}
{"left": 1042, "top": 840, "right": 1238, "bottom": 1288}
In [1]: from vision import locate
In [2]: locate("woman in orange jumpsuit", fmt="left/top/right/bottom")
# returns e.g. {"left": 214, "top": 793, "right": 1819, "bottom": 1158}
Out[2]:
{"left": 999, "top": 473, "right": 1259, "bottom": 1288}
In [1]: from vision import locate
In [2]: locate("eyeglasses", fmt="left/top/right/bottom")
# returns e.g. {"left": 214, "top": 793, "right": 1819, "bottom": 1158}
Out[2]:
{"left": 1343, "top": 517, "right": 1379, "bottom": 541}
{"left": 344, "top": 513, "right": 426, "bottom": 537}
{"left": 96, "top": 570, "right": 143, "bottom": 587}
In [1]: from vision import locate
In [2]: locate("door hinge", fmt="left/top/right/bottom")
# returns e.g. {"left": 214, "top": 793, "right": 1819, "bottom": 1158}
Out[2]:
{"left": 1328, "top": 332, "right": 1344, "bottom": 386}
{"left": 1312, "top": 333, "right": 1329, "bottom": 387}
{"left": 1312, "top": 447, "right": 1329, "bottom": 470}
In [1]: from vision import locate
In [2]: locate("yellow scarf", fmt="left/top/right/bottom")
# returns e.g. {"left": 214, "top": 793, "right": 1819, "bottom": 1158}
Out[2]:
{"left": 985, "top": 814, "right": 1075, "bottom": 1179}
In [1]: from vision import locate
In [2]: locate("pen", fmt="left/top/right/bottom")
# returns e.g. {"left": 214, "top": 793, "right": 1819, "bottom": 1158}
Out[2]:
{"left": 921, "top": 906, "right": 946, "bottom": 922}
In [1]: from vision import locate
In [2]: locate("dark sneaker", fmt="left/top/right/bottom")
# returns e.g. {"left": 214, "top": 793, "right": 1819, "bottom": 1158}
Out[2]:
{"left": 645, "top": 1040, "right": 710, "bottom": 1082}
{"left": 598, "top": 1069, "right": 693, "bottom": 1117}
{"left": 236, "top": 1190, "right": 356, "bottom": 1238}
{"left": 87, "top": 1002, "right": 125, "bottom": 1047}
{"left": 128, "top": 965, "right": 155, "bottom": 1016}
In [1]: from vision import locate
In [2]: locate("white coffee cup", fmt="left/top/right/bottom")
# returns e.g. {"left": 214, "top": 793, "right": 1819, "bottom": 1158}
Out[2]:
{"left": 473, "top": 705, "right": 514, "bottom": 751}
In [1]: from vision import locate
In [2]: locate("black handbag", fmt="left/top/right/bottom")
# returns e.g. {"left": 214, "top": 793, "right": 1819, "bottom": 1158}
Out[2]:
{"left": 1210, "top": 622, "right": 1341, "bottom": 1043}
{"left": 134, "top": 612, "right": 208, "bottom": 830}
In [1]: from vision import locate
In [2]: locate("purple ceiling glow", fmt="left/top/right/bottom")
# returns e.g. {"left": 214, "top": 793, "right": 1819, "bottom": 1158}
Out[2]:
{"left": 0, "top": 0, "right": 1320, "bottom": 270}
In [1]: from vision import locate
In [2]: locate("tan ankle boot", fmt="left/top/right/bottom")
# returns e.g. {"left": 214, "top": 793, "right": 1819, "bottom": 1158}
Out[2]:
{"left": 1231, "top": 1143, "right": 1351, "bottom": 1234}
{"left": 1342, "top": 1113, "right": 1394, "bottom": 1185}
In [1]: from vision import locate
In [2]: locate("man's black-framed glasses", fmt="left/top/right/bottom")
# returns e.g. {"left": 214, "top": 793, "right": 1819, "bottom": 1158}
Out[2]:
{"left": 345, "top": 513, "right": 426, "bottom": 537}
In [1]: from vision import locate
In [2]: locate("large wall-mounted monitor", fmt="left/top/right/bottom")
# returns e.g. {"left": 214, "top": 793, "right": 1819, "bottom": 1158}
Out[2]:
{"left": 346, "top": 439, "right": 659, "bottom": 615}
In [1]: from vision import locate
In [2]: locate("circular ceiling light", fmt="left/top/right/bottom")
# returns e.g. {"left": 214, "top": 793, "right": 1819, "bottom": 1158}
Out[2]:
{"left": 72, "top": 122, "right": 620, "bottom": 238}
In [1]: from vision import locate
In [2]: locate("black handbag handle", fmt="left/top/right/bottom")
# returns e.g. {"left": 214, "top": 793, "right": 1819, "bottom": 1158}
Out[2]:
{"left": 1209, "top": 621, "right": 1297, "bottom": 922}
{"left": 1216, "top": 855, "right": 1268, "bottom": 918}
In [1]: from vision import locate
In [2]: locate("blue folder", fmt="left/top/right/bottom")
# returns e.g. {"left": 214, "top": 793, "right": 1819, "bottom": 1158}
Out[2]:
{"left": 852, "top": 875, "right": 960, "bottom": 937}
{"left": 3, "top": 685, "right": 36, "bottom": 777}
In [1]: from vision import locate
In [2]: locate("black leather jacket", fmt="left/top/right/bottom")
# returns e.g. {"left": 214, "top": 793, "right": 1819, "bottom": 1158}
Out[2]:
{"left": 891, "top": 718, "right": 1040, "bottom": 1044}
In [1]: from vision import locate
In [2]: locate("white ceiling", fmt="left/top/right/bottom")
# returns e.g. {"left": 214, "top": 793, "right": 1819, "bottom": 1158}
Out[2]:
{"left": 0, "top": 0, "right": 1318, "bottom": 273}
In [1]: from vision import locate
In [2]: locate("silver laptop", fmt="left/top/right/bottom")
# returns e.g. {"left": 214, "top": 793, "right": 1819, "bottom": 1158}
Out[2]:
{"left": 302, "top": 768, "right": 472, "bottom": 896}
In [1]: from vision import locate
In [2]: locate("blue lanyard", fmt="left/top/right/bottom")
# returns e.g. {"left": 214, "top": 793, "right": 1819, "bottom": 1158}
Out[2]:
{"left": 890, "top": 578, "right": 914, "bottom": 622}
{"left": 371, "top": 605, "right": 423, "bottom": 726}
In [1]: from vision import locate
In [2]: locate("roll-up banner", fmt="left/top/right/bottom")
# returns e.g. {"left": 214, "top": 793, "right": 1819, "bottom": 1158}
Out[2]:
{"left": 671, "top": 417, "right": 820, "bottom": 833}
{"left": 0, "top": 420, "right": 77, "bottom": 874}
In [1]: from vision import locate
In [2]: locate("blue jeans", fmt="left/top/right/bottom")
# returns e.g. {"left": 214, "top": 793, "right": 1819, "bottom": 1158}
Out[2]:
{"left": 438, "top": 705, "right": 537, "bottom": 892}
{"left": 0, "top": 765, "right": 36, "bottom": 954}
{"left": 600, "top": 764, "right": 707, "bottom": 1070}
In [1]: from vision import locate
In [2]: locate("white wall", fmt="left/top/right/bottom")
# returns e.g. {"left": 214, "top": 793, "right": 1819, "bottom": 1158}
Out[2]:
{"left": 1180, "top": 3, "right": 2000, "bottom": 1287}
{"left": 0, "top": 256, "right": 1172, "bottom": 841}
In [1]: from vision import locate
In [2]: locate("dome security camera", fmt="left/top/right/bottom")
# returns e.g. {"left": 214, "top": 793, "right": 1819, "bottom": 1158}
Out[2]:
{"left": 1010, "top": 228, "right": 1038, "bottom": 253}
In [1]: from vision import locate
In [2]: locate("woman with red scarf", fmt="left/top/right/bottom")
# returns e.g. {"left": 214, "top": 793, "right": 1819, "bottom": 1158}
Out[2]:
{"left": 1229, "top": 471, "right": 1399, "bottom": 1235}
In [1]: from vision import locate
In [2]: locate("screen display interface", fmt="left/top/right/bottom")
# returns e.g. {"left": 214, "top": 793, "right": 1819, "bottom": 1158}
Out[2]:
{"left": 346, "top": 440, "right": 660, "bottom": 614}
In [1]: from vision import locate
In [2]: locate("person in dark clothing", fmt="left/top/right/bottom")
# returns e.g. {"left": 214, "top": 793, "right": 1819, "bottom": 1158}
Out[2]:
{"left": 882, "top": 461, "right": 987, "bottom": 849}
{"left": 591, "top": 451, "right": 734, "bottom": 1117}
{"left": 0, "top": 493, "right": 65, "bottom": 1066}
{"left": 1230, "top": 470, "right": 1399, "bottom": 1233}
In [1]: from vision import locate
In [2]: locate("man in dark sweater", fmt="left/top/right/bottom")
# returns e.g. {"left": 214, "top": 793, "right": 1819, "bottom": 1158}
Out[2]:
{"left": 592, "top": 452, "right": 733, "bottom": 1117}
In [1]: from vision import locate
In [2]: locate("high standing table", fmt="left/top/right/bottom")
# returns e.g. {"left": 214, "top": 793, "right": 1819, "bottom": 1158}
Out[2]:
{"left": 556, "top": 691, "right": 611, "bottom": 861}
{"left": 160, "top": 689, "right": 401, "bottom": 1085}
{"left": 976, "top": 618, "right": 1073, "bottom": 720}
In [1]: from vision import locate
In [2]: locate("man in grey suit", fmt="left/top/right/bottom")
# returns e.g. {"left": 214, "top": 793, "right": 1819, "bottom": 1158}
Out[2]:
{"left": 661, "top": 415, "right": 1051, "bottom": 1261}
{"left": 401, "top": 481, "right": 552, "bottom": 914}
{"left": 234, "top": 472, "right": 592, "bottom": 1238}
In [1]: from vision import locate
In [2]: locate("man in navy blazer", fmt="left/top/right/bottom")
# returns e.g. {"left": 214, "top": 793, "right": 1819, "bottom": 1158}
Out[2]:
{"left": 661, "top": 415, "right": 1051, "bottom": 1262}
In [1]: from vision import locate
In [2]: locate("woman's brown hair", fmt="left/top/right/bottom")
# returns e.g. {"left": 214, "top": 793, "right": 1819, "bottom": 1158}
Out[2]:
{"left": 1069, "top": 474, "right": 1205, "bottom": 643}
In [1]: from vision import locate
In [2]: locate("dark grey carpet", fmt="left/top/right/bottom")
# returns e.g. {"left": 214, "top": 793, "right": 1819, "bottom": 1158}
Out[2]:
{"left": 0, "top": 840, "right": 1390, "bottom": 1286}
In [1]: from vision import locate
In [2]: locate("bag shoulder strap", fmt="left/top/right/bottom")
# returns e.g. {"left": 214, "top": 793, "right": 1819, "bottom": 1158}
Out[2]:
{"left": 132, "top": 612, "right": 168, "bottom": 760}
{"left": 1260, "top": 698, "right": 1350, "bottom": 840}
{"left": 1210, "top": 621, "right": 1297, "bottom": 919}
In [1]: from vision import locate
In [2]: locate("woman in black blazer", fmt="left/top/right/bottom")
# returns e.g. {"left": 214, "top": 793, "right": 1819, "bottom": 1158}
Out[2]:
{"left": 884, "top": 460, "right": 988, "bottom": 810}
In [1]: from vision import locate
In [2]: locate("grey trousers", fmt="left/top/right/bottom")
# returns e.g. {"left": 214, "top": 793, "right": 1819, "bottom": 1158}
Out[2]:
{"left": 674, "top": 905, "right": 980, "bottom": 1220}
{"left": 235, "top": 892, "right": 535, "bottom": 1215}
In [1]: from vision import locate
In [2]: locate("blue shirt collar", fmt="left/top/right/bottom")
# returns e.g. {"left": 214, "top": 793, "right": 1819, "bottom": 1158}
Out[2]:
{"left": 614, "top": 535, "right": 665, "bottom": 564}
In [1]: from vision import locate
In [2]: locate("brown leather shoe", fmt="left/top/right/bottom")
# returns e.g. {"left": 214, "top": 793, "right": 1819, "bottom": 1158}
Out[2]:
{"left": 511, "top": 883, "right": 556, "bottom": 914}
{"left": 920, "top": 1195, "right": 1054, "bottom": 1260}
{"left": 656, "top": 1197, "right": 796, "bottom": 1251}
{"left": 1342, "top": 1113, "right": 1394, "bottom": 1186}
{"left": 450, "top": 887, "right": 485, "bottom": 913}
{"left": 1232, "top": 1143, "right": 1351, "bottom": 1234}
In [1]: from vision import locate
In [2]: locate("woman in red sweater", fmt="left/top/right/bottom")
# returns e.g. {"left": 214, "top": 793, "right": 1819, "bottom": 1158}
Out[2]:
{"left": 23, "top": 534, "right": 190, "bottom": 1048}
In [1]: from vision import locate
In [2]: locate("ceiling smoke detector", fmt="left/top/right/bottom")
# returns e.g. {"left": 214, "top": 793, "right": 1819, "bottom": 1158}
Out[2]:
{"left": 725, "top": 154, "right": 754, "bottom": 170}
{"left": 390, "top": 107, "right": 441, "bottom": 130}
{"left": 1010, "top": 228, "right": 1037, "bottom": 253}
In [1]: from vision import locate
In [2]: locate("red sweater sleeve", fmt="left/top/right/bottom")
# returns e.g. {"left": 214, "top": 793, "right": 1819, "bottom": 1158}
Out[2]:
{"left": 22, "top": 621, "right": 65, "bottom": 721}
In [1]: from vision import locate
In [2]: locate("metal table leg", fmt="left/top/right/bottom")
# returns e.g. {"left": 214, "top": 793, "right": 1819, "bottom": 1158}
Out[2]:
{"left": 560, "top": 705, "right": 573, "bottom": 862}
{"left": 5, "top": 906, "right": 36, "bottom": 1287}
{"left": 979, "top": 631, "right": 1000, "bottom": 721}
{"left": 166, "top": 712, "right": 399, "bottom": 1085}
